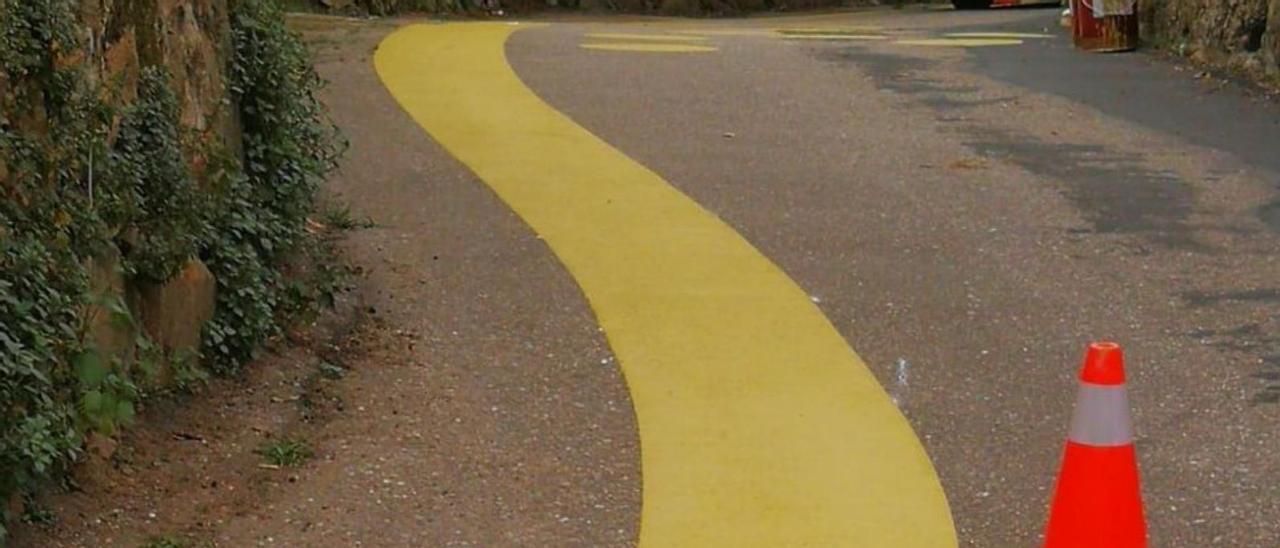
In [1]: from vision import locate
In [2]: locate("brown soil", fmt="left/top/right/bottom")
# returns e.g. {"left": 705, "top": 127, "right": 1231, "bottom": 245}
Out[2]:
{"left": 9, "top": 286, "right": 395, "bottom": 546}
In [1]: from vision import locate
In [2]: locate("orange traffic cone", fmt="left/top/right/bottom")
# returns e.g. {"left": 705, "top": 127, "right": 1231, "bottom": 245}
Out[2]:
{"left": 1044, "top": 342, "right": 1147, "bottom": 548}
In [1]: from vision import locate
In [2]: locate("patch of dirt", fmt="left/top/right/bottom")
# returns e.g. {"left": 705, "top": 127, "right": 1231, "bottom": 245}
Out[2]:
{"left": 9, "top": 282, "right": 407, "bottom": 546}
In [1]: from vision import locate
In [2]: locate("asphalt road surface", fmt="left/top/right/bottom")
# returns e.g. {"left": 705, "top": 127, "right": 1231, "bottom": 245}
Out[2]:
{"left": 216, "top": 5, "right": 1280, "bottom": 547}
{"left": 498, "top": 7, "right": 1279, "bottom": 545}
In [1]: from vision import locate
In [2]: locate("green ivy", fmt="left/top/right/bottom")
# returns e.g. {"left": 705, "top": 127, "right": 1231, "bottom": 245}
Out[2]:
{"left": 0, "top": 0, "right": 78, "bottom": 79}
{"left": 202, "top": 0, "right": 343, "bottom": 374}
{"left": 1, "top": 0, "right": 343, "bottom": 539}
{"left": 1, "top": 2, "right": 100, "bottom": 536}
{"left": 111, "top": 68, "right": 210, "bottom": 283}
{"left": 71, "top": 348, "right": 139, "bottom": 435}
{"left": 201, "top": 167, "right": 286, "bottom": 373}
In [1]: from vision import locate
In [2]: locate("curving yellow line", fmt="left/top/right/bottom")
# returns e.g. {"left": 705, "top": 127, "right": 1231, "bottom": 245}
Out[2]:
{"left": 585, "top": 32, "right": 710, "bottom": 41}
{"left": 672, "top": 28, "right": 778, "bottom": 36}
{"left": 581, "top": 42, "right": 718, "bottom": 53}
{"left": 897, "top": 38, "right": 1024, "bottom": 47}
{"left": 781, "top": 34, "right": 889, "bottom": 41}
{"left": 776, "top": 26, "right": 885, "bottom": 34}
{"left": 375, "top": 23, "right": 956, "bottom": 547}
{"left": 946, "top": 32, "right": 1054, "bottom": 39}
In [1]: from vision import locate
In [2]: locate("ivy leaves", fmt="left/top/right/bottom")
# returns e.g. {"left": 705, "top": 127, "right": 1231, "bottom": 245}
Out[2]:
{"left": 201, "top": 0, "right": 343, "bottom": 374}
{"left": 72, "top": 350, "right": 137, "bottom": 435}
{"left": 111, "top": 68, "right": 210, "bottom": 283}
{"left": 0, "top": 0, "right": 78, "bottom": 78}
{"left": 1, "top": 1, "right": 344, "bottom": 539}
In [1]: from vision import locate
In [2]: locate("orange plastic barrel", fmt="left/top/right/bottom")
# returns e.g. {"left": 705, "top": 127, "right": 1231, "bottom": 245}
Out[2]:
{"left": 1071, "top": 0, "right": 1139, "bottom": 52}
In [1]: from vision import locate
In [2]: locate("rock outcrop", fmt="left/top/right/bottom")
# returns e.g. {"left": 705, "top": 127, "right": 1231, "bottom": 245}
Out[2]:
{"left": 133, "top": 259, "right": 218, "bottom": 358}
{"left": 92, "top": 0, "right": 240, "bottom": 164}
{"left": 90, "top": 0, "right": 232, "bottom": 366}
{"left": 3, "top": 0, "right": 234, "bottom": 372}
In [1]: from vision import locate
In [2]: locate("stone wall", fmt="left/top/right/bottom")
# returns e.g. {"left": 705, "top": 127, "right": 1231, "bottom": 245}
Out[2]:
{"left": 4, "top": 2, "right": 347, "bottom": 527}
{"left": 3, "top": 0, "right": 234, "bottom": 371}
{"left": 1, "top": 0, "right": 237, "bottom": 187}
{"left": 91, "top": 0, "right": 240, "bottom": 170}
{"left": 1140, "top": 0, "right": 1280, "bottom": 78}
{"left": 101, "top": 0, "right": 231, "bottom": 367}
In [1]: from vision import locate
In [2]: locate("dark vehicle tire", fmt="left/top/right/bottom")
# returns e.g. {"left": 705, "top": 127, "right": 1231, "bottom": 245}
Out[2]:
{"left": 952, "top": 0, "right": 994, "bottom": 9}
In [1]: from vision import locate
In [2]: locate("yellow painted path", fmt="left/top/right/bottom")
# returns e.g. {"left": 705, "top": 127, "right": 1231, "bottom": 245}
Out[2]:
{"left": 897, "top": 38, "right": 1024, "bottom": 47}
{"left": 585, "top": 32, "right": 710, "bottom": 41}
{"left": 581, "top": 42, "right": 718, "bottom": 53}
{"left": 375, "top": 23, "right": 956, "bottom": 547}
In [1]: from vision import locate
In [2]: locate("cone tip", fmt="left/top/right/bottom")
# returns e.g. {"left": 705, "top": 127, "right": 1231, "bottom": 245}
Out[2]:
{"left": 1081, "top": 341, "right": 1125, "bottom": 385}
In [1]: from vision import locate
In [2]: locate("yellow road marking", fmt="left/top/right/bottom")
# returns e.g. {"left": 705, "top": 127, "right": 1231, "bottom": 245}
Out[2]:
{"left": 897, "top": 38, "right": 1024, "bottom": 47}
{"left": 581, "top": 42, "right": 718, "bottom": 53}
{"left": 776, "top": 26, "right": 884, "bottom": 34}
{"left": 946, "top": 32, "right": 1054, "bottom": 39}
{"left": 586, "top": 32, "right": 710, "bottom": 41}
{"left": 671, "top": 28, "right": 776, "bottom": 36}
{"left": 782, "top": 34, "right": 888, "bottom": 41}
{"left": 376, "top": 23, "right": 956, "bottom": 547}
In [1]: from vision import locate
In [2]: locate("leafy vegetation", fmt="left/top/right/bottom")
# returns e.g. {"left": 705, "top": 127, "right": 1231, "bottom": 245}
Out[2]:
{"left": 256, "top": 437, "right": 314, "bottom": 467}
{"left": 0, "top": 0, "right": 343, "bottom": 539}
{"left": 111, "top": 68, "right": 210, "bottom": 284}
{"left": 1, "top": 1, "right": 106, "bottom": 537}
{"left": 18, "top": 495, "right": 55, "bottom": 527}
{"left": 202, "top": 0, "right": 344, "bottom": 374}
{"left": 322, "top": 202, "right": 375, "bottom": 231}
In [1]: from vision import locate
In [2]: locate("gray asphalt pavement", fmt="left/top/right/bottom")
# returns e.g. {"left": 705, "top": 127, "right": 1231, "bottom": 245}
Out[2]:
{"left": 507, "top": 6, "right": 1280, "bottom": 545}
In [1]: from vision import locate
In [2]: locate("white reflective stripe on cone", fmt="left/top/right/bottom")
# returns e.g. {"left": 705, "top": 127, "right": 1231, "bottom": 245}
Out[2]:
{"left": 1068, "top": 383, "right": 1134, "bottom": 447}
